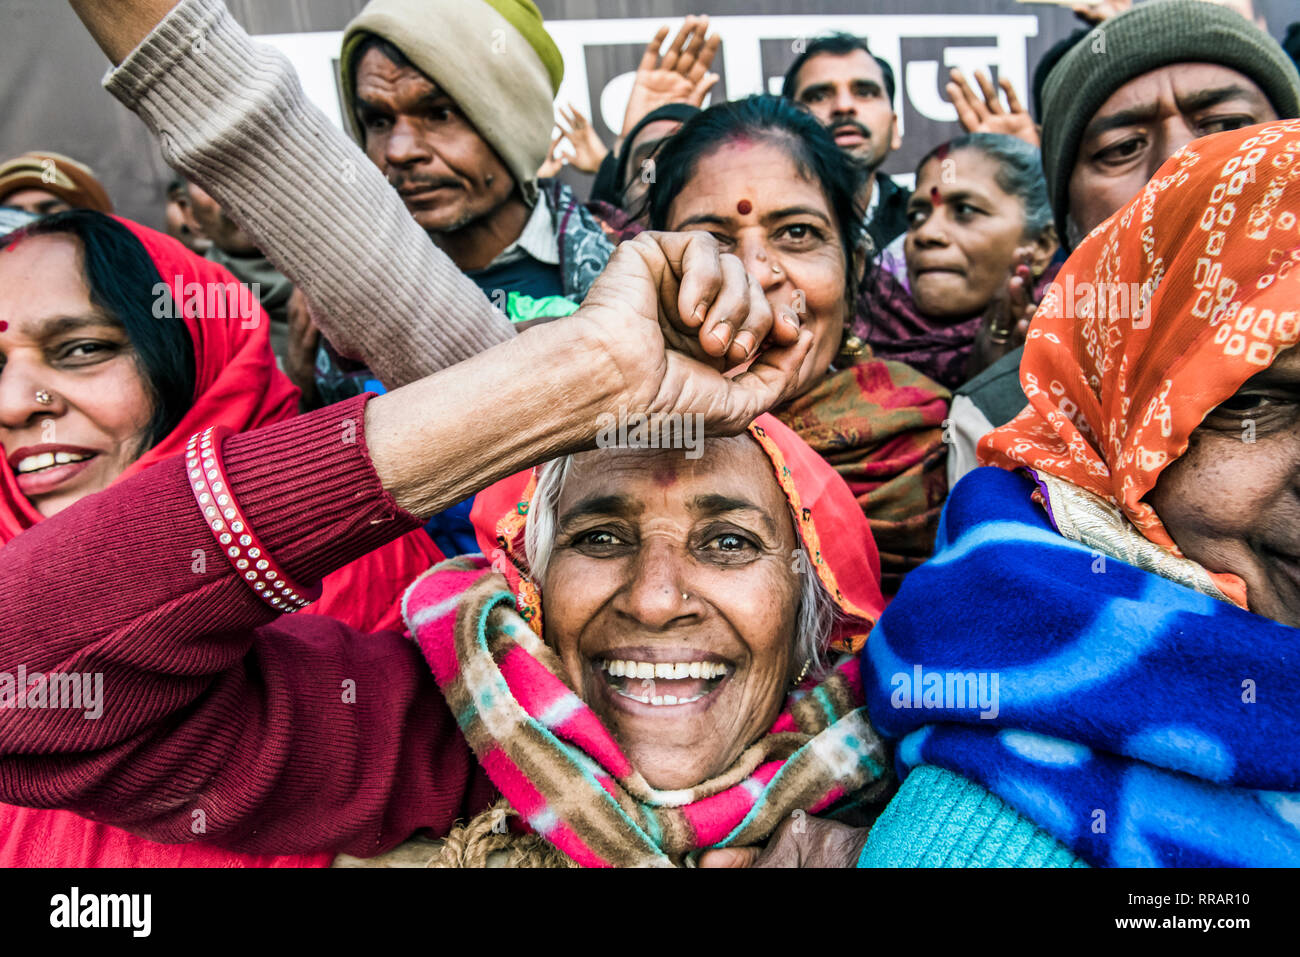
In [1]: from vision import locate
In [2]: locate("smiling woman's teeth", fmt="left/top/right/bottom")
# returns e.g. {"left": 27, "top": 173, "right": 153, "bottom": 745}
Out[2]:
{"left": 598, "top": 659, "right": 728, "bottom": 707}
{"left": 15, "top": 451, "right": 93, "bottom": 474}
{"left": 600, "top": 659, "right": 728, "bottom": 680}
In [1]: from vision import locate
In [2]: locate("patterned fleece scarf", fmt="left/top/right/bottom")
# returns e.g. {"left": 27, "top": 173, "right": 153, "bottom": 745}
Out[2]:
{"left": 861, "top": 466, "right": 1300, "bottom": 867}
{"left": 404, "top": 556, "right": 891, "bottom": 867}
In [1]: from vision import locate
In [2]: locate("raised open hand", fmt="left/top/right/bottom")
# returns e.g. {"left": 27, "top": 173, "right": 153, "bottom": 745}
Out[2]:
{"left": 539, "top": 104, "right": 612, "bottom": 178}
{"left": 946, "top": 68, "right": 1039, "bottom": 148}
{"left": 620, "top": 16, "right": 721, "bottom": 140}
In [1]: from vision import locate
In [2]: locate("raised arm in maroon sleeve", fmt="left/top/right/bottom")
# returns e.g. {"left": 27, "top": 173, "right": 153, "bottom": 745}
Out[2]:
{"left": 0, "top": 227, "right": 815, "bottom": 857}
{"left": 0, "top": 394, "right": 492, "bottom": 857}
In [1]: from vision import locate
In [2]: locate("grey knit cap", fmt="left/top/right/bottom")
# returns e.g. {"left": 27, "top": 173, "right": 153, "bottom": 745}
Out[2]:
{"left": 1041, "top": 0, "right": 1300, "bottom": 245}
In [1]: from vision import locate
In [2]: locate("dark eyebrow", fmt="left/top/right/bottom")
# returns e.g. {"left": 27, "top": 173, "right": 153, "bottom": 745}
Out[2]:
{"left": 1083, "top": 85, "right": 1265, "bottom": 143}
{"left": 1176, "top": 84, "right": 1266, "bottom": 115}
{"left": 674, "top": 206, "right": 831, "bottom": 231}
{"left": 36, "top": 314, "right": 121, "bottom": 338}
{"left": 353, "top": 84, "right": 448, "bottom": 117}
{"left": 907, "top": 189, "right": 990, "bottom": 212}
{"left": 674, "top": 213, "right": 732, "bottom": 230}
{"left": 557, "top": 493, "right": 642, "bottom": 526}
{"left": 1081, "top": 103, "right": 1162, "bottom": 142}
{"left": 796, "top": 82, "right": 834, "bottom": 102}
{"left": 765, "top": 205, "right": 831, "bottom": 223}
{"left": 689, "top": 493, "right": 778, "bottom": 536}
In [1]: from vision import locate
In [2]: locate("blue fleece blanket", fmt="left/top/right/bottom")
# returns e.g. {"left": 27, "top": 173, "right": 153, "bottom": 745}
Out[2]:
{"left": 861, "top": 467, "right": 1300, "bottom": 867}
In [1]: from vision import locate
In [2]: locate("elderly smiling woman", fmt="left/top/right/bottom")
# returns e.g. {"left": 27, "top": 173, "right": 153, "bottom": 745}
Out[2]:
{"left": 410, "top": 413, "right": 892, "bottom": 866}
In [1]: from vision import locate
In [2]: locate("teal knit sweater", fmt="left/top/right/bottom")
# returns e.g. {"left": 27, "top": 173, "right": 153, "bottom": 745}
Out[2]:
{"left": 858, "top": 766, "right": 1087, "bottom": 867}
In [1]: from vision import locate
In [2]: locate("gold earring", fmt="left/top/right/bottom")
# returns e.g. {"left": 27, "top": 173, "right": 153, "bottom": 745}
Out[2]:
{"left": 790, "top": 657, "right": 811, "bottom": 687}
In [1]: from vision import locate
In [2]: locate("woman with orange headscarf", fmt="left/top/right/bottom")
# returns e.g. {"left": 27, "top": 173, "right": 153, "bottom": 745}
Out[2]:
{"left": 848, "top": 121, "right": 1300, "bottom": 868}
{"left": 0, "top": 210, "right": 444, "bottom": 865}
{"left": 403, "top": 412, "right": 891, "bottom": 866}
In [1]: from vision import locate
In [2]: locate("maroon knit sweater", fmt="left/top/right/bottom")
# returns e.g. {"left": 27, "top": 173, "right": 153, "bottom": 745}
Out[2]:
{"left": 0, "top": 394, "right": 495, "bottom": 858}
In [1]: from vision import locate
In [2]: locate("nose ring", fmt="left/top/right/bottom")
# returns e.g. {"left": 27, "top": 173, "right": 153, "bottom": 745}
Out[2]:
{"left": 681, "top": 592, "right": 689, "bottom": 601}
{"left": 35, "top": 390, "right": 52, "bottom": 406}
{"left": 771, "top": 263, "right": 782, "bottom": 277}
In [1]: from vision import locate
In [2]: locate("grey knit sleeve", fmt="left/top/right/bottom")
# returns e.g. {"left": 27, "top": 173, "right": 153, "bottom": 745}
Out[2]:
{"left": 102, "top": 0, "right": 515, "bottom": 388}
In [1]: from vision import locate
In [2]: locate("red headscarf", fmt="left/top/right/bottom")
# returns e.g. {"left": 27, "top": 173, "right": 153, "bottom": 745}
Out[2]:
{"left": 469, "top": 412, "right": 886, "bottom": 653}
{"left": 0, "top": 215, "right": 443, "bottom": 865}
{"left": 980, "top": 120, "right": 1300, "bottom": 608}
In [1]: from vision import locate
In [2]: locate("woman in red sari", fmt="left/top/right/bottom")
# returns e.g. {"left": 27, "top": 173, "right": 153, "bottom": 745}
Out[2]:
{"left": 0, "top": 210, "right": 443, "bottom": 865}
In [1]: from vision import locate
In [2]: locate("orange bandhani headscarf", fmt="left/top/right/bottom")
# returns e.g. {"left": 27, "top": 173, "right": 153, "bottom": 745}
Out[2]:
{"left": 980, "top": 119, "right": 1300, "bottom": 608}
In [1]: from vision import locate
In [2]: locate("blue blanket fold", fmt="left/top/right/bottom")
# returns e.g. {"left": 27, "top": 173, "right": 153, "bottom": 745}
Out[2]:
{"left": 861, "top": 466, "right": 1300, "bottom": 867}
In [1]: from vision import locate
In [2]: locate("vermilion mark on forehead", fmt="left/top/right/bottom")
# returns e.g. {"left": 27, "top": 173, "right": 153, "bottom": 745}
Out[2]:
{"left": 652, "top": 466, "right": 678, "bottom": 488}
{"left": 930, "top": 186, "right": 944, "bottom": 206}
{"left": 737, "top": 199, "right": 753, "bottom": 215}
{"left": 0, "top": 321, "right": 8, "bottom": 332}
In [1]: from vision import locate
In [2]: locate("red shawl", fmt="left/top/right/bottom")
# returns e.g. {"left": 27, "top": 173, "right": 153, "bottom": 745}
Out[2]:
{"left": 0, "top": 216, "right": 443, "bottom": 866}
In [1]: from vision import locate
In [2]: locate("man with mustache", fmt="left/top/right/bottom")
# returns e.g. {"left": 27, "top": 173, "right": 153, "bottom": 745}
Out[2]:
{"left": 783, "top": 33, "right": 908, "bottom": 253}
{"left": 317, "top": 0, "right": 613, "bottom": 402}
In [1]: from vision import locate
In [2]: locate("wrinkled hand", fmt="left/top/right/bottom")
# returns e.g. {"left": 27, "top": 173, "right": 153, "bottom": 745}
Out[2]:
{"left": 568, "top": 231, "right": 814, "bottom": 436}
{"left": 1072, "top": 0, "right": 1131, "bottom": 26}
{"left": 968, "top": 263, "right": 1037, "bottom": 378}
{"left": 620, "top": 16, "right": 720, "bottom": 139}
{"left": 539, "top": 103, "right": 611, "bottom": 178}
{"left": 285, "top": 287, "right": 320, "bottom": 405}
{"left": 946, "top": 69, "right": 1039, "bottom": 148}
{"left": 697, "top": 813, "right": 870, "bottom": 868}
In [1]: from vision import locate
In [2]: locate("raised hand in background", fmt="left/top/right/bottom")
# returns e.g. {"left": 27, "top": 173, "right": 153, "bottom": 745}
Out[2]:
{"left": 619, "top": 16, "right": 720, "bottom": 146}
{"left": 946, "top": 68, "right": 1040, "bottom": 148}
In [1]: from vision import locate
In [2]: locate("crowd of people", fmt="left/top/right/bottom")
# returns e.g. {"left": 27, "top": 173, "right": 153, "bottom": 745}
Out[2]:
{"left": 0, "top": 0, "right": 1298, "bottom": 868}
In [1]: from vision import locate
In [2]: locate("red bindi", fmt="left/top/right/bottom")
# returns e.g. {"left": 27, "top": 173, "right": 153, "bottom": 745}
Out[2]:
{"left": 652, "top": 467, "right": 678, "bottom": 488}
{"left": 930, "top": 186, "right": 944, "bottom": 206}
{"left": 737, "top": 199, "right": 753, "bottom": 215}
{"left": 0, "top": 321, "right": 7, "bottom": 332}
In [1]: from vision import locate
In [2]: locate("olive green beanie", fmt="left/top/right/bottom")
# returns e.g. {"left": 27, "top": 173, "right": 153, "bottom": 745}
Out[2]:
{"left": 339, "top": 0, "right": 563, "bottom": 205}
{"left": 1041, "top": 0, "right": 1300, "bottom": 244}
